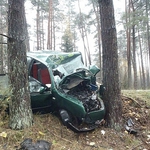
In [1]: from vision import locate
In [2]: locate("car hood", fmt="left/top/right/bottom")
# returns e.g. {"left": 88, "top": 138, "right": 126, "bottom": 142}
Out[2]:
{"left": 58, "top": 69, "right": 93, "bottom": 90}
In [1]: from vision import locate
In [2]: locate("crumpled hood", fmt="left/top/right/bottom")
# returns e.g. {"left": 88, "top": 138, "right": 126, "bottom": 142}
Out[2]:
{"left": 58, "top": 66, "right": 100, "bottom": 91}
{"left": 59, "top": 70, "right": 90, "bottom": 90}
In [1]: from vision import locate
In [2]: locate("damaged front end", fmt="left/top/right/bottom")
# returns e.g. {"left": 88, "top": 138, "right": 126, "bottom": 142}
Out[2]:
{"left": 55, "top": 67, "right": 105, "bottom": 132}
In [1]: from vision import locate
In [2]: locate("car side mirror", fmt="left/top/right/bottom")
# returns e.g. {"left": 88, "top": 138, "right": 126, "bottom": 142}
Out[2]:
{"left": 39, "top": 87, "right": 46, "bottom": 94}
{"left": 89, "top": 65, "right": 100, "bottom": 76}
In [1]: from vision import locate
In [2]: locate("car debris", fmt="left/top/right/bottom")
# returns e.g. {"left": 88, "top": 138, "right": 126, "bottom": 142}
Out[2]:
{"left": 125, "top": 118, "right": 138, "bottom": 135}
{"left": 18, "top": 138, "right": 51, "bottom": 150}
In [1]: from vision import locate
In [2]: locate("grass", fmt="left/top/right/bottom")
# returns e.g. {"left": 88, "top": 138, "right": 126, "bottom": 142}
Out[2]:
{"left": 122, "top": 90, "right": 150, "bottom": 105}
{"left": 0, "top": 89, "right": 150, "bottom": 149}
{"left": 0, "top": 114, "right": 144, "bottom": 150}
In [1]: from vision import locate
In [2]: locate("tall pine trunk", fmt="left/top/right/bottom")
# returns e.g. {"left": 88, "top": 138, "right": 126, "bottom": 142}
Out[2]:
{"left": 78, "top": 0, "right": 91, "bottom": 65}
{"left": 47, "top": 0, "right": 53, "bottom": 49}
{"left": 145, "top": 0, "right": 150, "bottom": 88}
{"left": 138, "top": 29, "right": 146, "bottom": 89}
{"left": 0, "top": 5, "right": 4, "bottom": 74}
{"left": 125, "top": 0, "right": 132, "bottom": 89}
{"left": 131, "top": 1, "right": 138, "bottom": 89}
{"left": 36, "top": 2, "right": 40, "bottom": 50}
{"left": 99, "top": 0, "right": 122, "bottom": 130}
{"left": 7, "top": 0, "right": 33, "bottom": 129}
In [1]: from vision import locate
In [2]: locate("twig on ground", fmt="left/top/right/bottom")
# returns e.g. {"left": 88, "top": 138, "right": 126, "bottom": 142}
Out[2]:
{"left": 47, "top": 129, "right": 72, "bottom": 143}
{"left": 122, "top": 95, "right": 142, "bottom": 108}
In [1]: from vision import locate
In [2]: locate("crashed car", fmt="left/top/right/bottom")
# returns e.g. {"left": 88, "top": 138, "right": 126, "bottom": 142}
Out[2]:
{"left": 27, "top": 50, "right": 105, "bottom": 132}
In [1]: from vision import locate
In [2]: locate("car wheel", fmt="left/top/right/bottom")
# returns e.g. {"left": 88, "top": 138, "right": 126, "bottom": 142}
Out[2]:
{"left": 59, "top": 109, "right": 70, "bottom": 126}
{"left": 59, "top": 109, "right": 79, "bottom": 127}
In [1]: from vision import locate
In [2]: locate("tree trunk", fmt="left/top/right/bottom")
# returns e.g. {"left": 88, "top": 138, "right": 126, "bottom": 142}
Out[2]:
{"left": 78, "top": 0, "right": 91, "bottom": 65}
{"left": 53, "top": 13, "right": 55, "bottom": 50}
{"left": 138, "top": 29, "right": 146, "bottom": 89}
{"left": 125, "top": 0, "right": 132, "bottom": 89}
{"left": 145, "top": 0, "right": 150, "bottom": 88}
{"left": 36, "top": 1, "right": 40, "bottom": 50}
{"left": 84, "top": 27, "right": 91, "bottom": 65}
{"left": 132, "top": 25, "right": 138, "bottom": 89}
{"left": 99, "top": 0, "right": 122, "bottom": 130}
{"left": 92, "top": 1, "right": 102, "bottom": 81}
{"left": 25, "top": 16, "right": 30, "bottom": 52}
{"left": 41, "top": 12, "right": 44, "bottom": 49}
{"left": 0, "top": 35, "right": 4, "bottom": 74}
{"left": 0, "top": 5, "right": 4, "bottom": 74}
{"left": 7, "top": 0, "right": 33, "bottom": 130}
{"left": 131, "top": 1, "right": 138, "bottom": 89}
{"left": 47, "top": 0, "right": 53, "bottom": 50}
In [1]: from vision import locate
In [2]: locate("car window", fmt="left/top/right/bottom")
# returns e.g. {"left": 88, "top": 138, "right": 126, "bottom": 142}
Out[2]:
{"left": 29, "top": 76, "right": 45, "bottom": 93}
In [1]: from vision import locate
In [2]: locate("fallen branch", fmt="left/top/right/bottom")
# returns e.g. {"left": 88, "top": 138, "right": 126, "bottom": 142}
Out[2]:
{"left": 122, "top": 95, "right": 142, "bottom": 108}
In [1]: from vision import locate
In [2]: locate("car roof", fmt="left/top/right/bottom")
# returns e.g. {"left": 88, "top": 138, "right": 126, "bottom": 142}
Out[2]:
{"left": 27, "top": 50, "right": 83, "bottom": 69}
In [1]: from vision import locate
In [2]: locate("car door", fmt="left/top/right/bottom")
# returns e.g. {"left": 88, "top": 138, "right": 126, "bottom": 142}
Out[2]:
{"left": 27, "top": 57, "right": 53, "bottom": 112}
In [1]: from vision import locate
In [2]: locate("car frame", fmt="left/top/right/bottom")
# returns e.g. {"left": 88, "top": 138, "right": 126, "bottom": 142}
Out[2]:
{"left": 27, "top": 50, "right": 105, "bottom": 132}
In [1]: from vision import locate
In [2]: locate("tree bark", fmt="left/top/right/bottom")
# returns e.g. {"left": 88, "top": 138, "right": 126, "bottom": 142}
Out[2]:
{"left": 98, "top": 0, "right": 122, "bottom": 130}
{"left": 7, "top": 0, "right": 33, "bottom": 129}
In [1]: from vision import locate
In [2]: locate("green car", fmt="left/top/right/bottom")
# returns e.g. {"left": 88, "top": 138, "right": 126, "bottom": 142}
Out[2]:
{"left": 27, "top": 50, "right": 105, "bottom": 132}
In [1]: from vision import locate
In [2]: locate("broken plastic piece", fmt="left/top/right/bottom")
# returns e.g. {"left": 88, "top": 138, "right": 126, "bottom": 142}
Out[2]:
{"left": 127, "top": 118, "right": 134, "bottom": 127}
{"left": 125, "top": 118, "right": 137, "bottom": 135}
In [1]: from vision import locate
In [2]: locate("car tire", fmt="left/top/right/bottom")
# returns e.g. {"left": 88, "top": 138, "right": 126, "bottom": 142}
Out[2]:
{"left": 59, "top": 109, "right": 70, "bottom": 126}
{"left": 59, "top": 109, "right": 79, "bottom": 127}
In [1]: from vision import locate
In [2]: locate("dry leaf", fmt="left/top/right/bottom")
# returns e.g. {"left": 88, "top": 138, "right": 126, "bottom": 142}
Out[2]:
{"left": 89, "top": 142, "right": 95, "bottom": 146}
{"left": 0, "top": 132, "right": 7, "bottom": 138}
{"left": 38, "top": 131, "right": 45, "bottom": 136}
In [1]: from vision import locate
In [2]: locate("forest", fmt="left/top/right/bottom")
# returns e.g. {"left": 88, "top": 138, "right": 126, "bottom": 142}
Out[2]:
{"left": 0, "top": 0, "right": 150, "bottom": 150}
{"left": 0, "top": 0, "right": 150, "bottom": 89}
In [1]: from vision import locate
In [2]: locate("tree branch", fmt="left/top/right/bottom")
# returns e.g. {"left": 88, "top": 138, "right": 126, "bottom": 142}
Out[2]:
{"left": 0, "top": 33, "right": 11, "bottom": 39}
{"left": 0, "top": 42, "right": 7, "bottom": 44}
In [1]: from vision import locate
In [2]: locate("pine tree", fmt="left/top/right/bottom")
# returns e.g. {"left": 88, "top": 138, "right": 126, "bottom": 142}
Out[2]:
{"left": 98, "top": 0, "right": 122, "bottom": 130}
{"left": 61, "top": 22, "right": 74, "bottom": 52}
{"left": 7, "top": 0, "right": 33, "bottom": 129}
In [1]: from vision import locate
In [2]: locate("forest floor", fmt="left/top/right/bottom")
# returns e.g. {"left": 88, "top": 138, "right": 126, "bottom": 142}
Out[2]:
{"left": 0, "top": 90, "right": 150, "bottom": 150}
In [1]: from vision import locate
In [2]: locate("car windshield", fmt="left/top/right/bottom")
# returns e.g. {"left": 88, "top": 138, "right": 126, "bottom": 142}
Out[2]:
{"left": 27, "top": 51, "right": 87, "bottom": 76}
{"left": 53, "top": 54, "right": 86, "bottom": 76}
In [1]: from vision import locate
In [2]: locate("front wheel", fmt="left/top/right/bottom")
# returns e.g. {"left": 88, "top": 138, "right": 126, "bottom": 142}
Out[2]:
{"left": 59, "top": 109, "right": 79, "bottom": 126}
{"left": 59, "top": 109, "right": 71, "bottom": 126}
{"left": 59, "top": 109, "right": 96, "bottom": 133}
